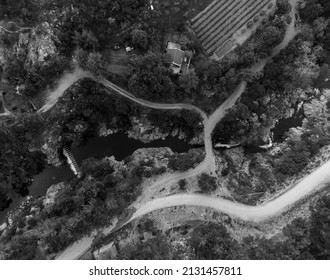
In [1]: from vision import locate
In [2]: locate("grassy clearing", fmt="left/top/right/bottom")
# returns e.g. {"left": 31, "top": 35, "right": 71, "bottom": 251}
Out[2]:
{"left": 103, "top": 49, "right": 131, "bottom": 77}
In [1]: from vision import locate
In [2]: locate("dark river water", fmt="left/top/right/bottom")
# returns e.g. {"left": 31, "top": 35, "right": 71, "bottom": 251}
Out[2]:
{"left": 244, "top": 105, "right": 305, "bottom": 153}
{"left": 272, "top": 106, "right": 305, "bottom": 142}
{"left": 0, "top": 132, "right": 192, "bottom": 224}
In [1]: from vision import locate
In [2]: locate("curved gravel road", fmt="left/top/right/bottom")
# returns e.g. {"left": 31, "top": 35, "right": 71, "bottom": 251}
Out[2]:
{"left": 128, "top": 159, "right": 330, "bottom": 224}
{"left": 26, "top": 0, "right": 328, "bottom": 259}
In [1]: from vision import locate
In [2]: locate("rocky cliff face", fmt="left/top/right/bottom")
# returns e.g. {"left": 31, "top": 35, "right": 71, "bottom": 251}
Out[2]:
{"left": 127, "top": 116, "right": 172, "bottom": 142}
{"left": 40, "top": 123, "right": 63, "bottom": 166}
{"left": 101, "top": 115, "right": 204, "bottom": 145}
{"left": 43, "top": 182, "right": 68, "bottom": 207}
{"left": 16, "top": 23, "right": 56, "bottom": 67}
{"left": 303, "top": 95, "right": 327, "bottom": 119}
{"left": 98, "top": 123, "right": 118, "bottom": 137}
{"left": 130, "top": 147, "right": 174, "bottom": 167}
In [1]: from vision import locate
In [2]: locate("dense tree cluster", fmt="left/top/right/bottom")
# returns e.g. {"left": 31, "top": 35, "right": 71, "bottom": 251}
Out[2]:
{"left": 73, "top": 49, "right": 105, "bottom": 76}
{"left": 198, "top": 173, "right": 217, "bottom": 193}
{"left": 185, "top": 194, "right": 330, "bottom": 260}
{"left": 117, "top": 234, "right": 171, "bottom": 260}
{"left": 1, "top": 154, "right": 151, "bottom": 259}
{"left": 309, "top": 194, "right": 330, "bottom": 258}
{"left": 188, "top": 222, "right": 242, "bottom": 260}
{"left": 2, "top": 52, "right": 69, "bottom": 97}
{"left": 146, "top": 109, "right": 203, "bottom": 141}
{"left": 0, "top": 0, "right": 40, "bottom": 24}
{"left": 242, "top": 194, "right": 330, "bottom": 260}
{"left": 43, "top": 0, "right": 149, "bottom": 54}
{"left": 46, "top": 78, "right": 203, "bottom": 150}
{"left": 128, "top": 52, "right": 175, "bottom": 100}
{"left": 213, "top": 0, "right": 330, "bottom": 157}
{"left": 101, "top": 193, "right": 330, "bottom": 260}
{"left": 299, "top": 0, "right": 330, "bottom": 23}
{"left": 0, "top": 0, "right": 151, "bottom": 98}
{"left": 131, "top": 29, "right": 149, "bottom": 50}
{"left": 230, "top": 0, "right": 291, "bottom": 69}
{"left": 2, "top": 0, "right": 330, "bottom": 261}
{"left": 168, "top": 150, "right": 204, "bottom": 172}
{"left": 0, "top": 117, "right": 46, "bottom": 210}
{"left": 178, "top": 69, "right": 199, "bottom": 94}
{"left": 46, "top": 79, "right": 140, "bottom": 148}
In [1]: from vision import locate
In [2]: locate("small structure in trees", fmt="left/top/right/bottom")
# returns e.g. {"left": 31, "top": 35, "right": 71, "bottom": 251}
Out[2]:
{"left": 149, "top": 0, "right": 154, "bottom": 11}
{"left": 126, "top": 46, "right": 133, "bottom": 52}
{"left": 165, "top": 41, "right": 192, "bottom": 74}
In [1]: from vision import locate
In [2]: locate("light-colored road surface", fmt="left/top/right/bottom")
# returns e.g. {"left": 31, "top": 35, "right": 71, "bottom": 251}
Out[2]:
{"left": 56, "top": 218, "right": 118, "bottom": 260}
{"left": 272, "top": 0, "right": 299, "bottom": 57}
{"left": 100, "top": 78, "right": 208, "bottom": 119}
{"left": 55, "top": 236, "right": 94, "bottom": 260}
{"left": 37, "top": 68, "right": 93, "bottom": 113}
{"left": 23, "top": 0, "right": 327, "bottom": 259}
{"left": 0, "top": 223, "right": 6, "bottom": 232}
{"left": 128, "top": 159, "right": 330, "bottom": 224}
{"left": 100, "top": 78, "right": 217, "bottom": 176}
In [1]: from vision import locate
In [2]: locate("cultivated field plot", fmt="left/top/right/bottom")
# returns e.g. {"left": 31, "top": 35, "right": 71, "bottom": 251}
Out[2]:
{"left": 190, "top": 0, "right": 273, "bottom": 56}
{"left": 215, "top": 39, "right": 236, "bottom": 59}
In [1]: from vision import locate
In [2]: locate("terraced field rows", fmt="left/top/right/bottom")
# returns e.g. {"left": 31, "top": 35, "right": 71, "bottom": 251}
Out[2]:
{"left": 190, "top": 0, "right": 222, "bottom": 24}
{"left": 198, "top": 0, "right": 248, "bottom": 42}
{"left": 191, "top": 0, "right": 273, "bottom": 55}
{"left": 192, "top": 0, "right": 238, "bottom": 34}
{"left": 205, "top": 0, "right": 270, "bottom": 53}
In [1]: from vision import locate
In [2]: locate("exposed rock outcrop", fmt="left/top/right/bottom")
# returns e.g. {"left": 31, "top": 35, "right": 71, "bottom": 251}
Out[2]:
{"left": 41, "top": 123, "right": 63, "bottom": 166}
{"left": 126, "top": 116, "right": 202, "bottom": 144}
{"left": 130, "top": 147, "right": 174, "bottom": 167}
{"left": 98, "top": 123, "right": 118, "bottom": 137}
{"left": 43, "top": 182, "right": 68, "bottom": 207}
{"left": 127, "top": 116, "right": 169, "bottom": 142}
{"left": 223, "top": 147, "right": 246, "bottom": 168}
{"left": 16, "top": 23, "right": 56, "bottom": 67}
{"left": 93, "top": 241, "right": 117, "bottom": 260}
{"left": 303, "top": 98, "right": 327, "bottom": 119}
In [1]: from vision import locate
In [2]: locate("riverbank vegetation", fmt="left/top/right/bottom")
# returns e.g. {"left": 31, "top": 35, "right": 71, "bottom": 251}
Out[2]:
{"left": 215, "top": 0, "right": 330, "bottom": 143}
{"left": 212, "top": 0, "right": 330, "bottom": 187}
{"left": 0, "top": 116, "right": 46, "bottom": 210}
{"left": 168, "top": 150, "right": 204, "bottom": 172}
{"left": 46, "top": 78, "right": 203, "bottom": 150}
{"left": 0, "top": 153, "right": 155, "bottom": 259}
{"left": 1, "top": 0, "right": 330, "bottom": 261}
{"left": 0, "top": 75, "right": 203, "bottom": 226}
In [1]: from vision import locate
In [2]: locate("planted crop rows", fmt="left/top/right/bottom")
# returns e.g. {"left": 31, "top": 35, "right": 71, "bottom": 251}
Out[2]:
{"left": 191, "top": 0, "right": 273, "bottom": 55}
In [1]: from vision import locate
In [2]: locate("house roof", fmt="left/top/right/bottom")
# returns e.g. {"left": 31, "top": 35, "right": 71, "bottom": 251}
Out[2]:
{"left": 165, "top": 48, "right": 184, "bottom": 66}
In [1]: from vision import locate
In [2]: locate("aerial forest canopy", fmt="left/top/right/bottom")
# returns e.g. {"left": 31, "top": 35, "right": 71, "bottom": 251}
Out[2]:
{"left": 43, "top": 0, "right": 150, "bottom": 53}
{"left": 1, "top": 0, "right": 149, "bottom": 51}
{"left": 1, "top": 0, "right": 330, "bottom": 262}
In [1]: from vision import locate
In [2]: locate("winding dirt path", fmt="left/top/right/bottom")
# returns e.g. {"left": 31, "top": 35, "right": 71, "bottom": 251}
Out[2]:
{"left": 108, "top": 0, "right": 301, "bottom": 219}
{"left": 24, "top": 0, "right": 327, "bottom": 259}
{"left": 100, "top": 79, "right": 208, "bottom": 119}
{"left": 128, "top": 158, "right": 330, "bottom": 224}
{"left": 37, "top": 68, "right": 93, "bottom": 113}
{"left": 126, "top": 0, "right": 302, "bottom": 222}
